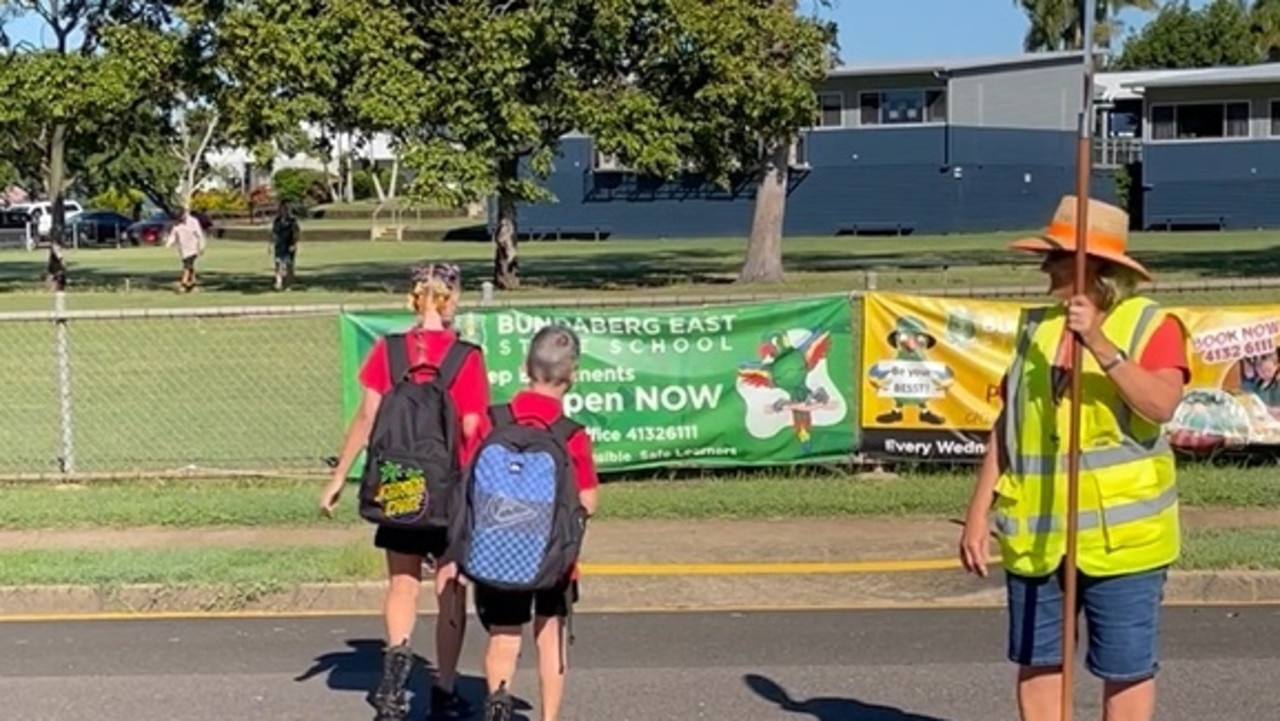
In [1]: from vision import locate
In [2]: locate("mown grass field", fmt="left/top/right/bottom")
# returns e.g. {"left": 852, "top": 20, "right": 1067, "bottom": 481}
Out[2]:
{"left": 0, "top": 465, "right": 1276, "bottom": 587}
{"left": 0, "top": 464, "right": 1274, "bottom": 529}
{"left": 0, "top": 230, "right": 1274, "bottom": 476}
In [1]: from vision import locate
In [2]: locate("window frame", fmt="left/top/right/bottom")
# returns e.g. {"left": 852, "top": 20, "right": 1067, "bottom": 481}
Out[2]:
{"left": 856, "top": 88, "right": 948, "bottom": 128}
{"left": 812, "top": 91, "right": 845, "bottom": 130}
{"left": 1146, "top": 100, "right": 1253, "bottom": 143}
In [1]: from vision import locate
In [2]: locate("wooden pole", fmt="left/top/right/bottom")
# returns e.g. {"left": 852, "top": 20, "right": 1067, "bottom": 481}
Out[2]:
{"left": 1061, "top": 3, "right": 1098, "bottom": 721}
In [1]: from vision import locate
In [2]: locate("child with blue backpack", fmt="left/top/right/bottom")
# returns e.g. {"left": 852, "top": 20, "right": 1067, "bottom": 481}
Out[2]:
{"left": 439, "top": 323, "right": 599, "bottom": 721}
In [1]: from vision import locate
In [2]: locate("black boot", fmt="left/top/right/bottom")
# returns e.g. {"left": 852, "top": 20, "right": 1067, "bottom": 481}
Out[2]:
{"left": 372, "top": 642, "right": 413, "bottom": 721}
{"left": 482, "top": 683, "right": 514, "bottom": 721}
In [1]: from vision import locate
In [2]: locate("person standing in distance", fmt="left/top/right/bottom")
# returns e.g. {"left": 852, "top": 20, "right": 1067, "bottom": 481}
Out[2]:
{"left": 321, "top": 262, "right": 491, "bottom": 720}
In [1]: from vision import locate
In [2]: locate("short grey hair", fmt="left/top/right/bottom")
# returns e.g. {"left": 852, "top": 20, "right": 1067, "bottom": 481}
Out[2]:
{"left": 526, "top": 324, "right": 580, "bottom": 386}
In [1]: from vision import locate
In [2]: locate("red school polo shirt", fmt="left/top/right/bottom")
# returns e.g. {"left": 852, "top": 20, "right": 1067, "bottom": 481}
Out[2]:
{"left": 358, "top": 329, "right": 492, "bottom": 465}
{"left": 476, "top": 389, "right": 600, "bottom": 581}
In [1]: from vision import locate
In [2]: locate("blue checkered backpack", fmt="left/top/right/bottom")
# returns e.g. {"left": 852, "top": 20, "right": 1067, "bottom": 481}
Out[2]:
{"left": 449, "top": 404, "right": 587, "bottom": 592}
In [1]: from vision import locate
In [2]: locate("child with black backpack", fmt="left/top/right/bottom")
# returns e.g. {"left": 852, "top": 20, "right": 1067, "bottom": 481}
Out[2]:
{"left": 438, "top": 324, "right": 599, "bottom": 721}
{"left": 320, "top": 262, "right": 489, "bottom": 721}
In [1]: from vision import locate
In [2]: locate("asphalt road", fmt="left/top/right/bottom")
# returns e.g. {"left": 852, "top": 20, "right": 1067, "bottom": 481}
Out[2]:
{"left": 1, "top": 606, "right": 1278, "bottom": 721}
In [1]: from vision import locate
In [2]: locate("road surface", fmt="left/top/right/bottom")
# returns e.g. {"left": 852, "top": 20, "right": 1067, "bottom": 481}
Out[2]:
{"left": 1, "top": 606, "right": 1278, "bottom": 720}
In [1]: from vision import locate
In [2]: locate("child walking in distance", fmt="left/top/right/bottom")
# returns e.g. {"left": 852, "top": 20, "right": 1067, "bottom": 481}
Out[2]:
{"left": 320, "top": 262, "right": 489, "bottom": 721}
{"left": 439, "top": 324, "right": 600, "bottom": 721}
{"left": 270, "top": 202, "right": 300, "bottom": 291}
{"left": 164, "top": 207, "right": 205, "bottom": 293}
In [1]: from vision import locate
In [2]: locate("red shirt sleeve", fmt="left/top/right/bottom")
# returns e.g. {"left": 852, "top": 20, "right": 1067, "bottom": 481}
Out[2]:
{"left": 357, "top": 338, "right": 391, "bottom": 394}
{"left": 1138, "top": 317, "right": 1191, "bottom": 383}
{"left": 567, "top": 430, "right": 599, "bottom": 492}
{"left": 452, "top": 349, "right": 492, "bottom": 464}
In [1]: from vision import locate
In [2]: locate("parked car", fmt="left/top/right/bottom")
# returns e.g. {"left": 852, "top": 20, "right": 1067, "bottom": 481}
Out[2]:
{"left": 8, "top": 201, "right": 85, "bottom": 236}
{"left": 66, "top": 210, "right": 137, "bottom": 245}
{"left": 125, "top": 211, "right": 213, "bottom": 246}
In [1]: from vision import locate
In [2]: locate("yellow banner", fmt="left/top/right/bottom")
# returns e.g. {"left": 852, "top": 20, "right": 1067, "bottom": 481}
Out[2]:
{"left": 859, "top": 292, "right": 1280, "bottom": 459}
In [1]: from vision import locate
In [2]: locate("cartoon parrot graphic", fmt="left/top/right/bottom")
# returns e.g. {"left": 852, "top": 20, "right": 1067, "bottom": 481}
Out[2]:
{"left": 737, "top": 328, "right": 835, "bottom": 452}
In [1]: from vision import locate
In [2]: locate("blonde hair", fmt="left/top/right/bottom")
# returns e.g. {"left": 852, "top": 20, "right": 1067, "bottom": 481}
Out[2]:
{"left": 408, "top": 277, "right": 455, "bottom": 316}
{"left": 1090, "top": 259, "right": 1143, "bottom": 311}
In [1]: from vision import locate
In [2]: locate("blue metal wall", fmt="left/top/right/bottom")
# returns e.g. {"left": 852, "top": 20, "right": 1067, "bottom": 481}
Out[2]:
{"left": 502, "top": 127, "right": 1119, "bottom": 239}
{"left": 1142, "top": 141, "right": 1280, "bottom": 230}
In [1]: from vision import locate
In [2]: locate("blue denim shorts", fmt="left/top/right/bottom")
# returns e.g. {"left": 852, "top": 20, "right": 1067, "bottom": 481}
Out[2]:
{"left": 1005, "top": 564, "right": 1168, "bottom": 682}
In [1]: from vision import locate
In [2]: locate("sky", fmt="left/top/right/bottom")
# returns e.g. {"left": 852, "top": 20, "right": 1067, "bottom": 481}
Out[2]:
{"left": 821, "top": 0, "right": 1213, "bottom": 63}
{"left": 4, "top": 1, "right": 1213, "bottom": 62}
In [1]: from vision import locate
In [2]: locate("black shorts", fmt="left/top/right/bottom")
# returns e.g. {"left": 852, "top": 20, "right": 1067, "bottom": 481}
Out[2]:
{"left": 181, "top": 255, "right": 198, "bottom": 271}
{"left": 373, "top": 525, "right": 449, "bottom": 560}
{"left": 475, "top": 580, "right": 579, "bottom": 631}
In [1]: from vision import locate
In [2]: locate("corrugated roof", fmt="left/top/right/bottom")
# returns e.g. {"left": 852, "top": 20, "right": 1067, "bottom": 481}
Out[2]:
{"left": 1121, "top": 63, "right": 1280, "bottom": 89}
{"left": 827, "top": 50, "right": 1088, "bottom": 79}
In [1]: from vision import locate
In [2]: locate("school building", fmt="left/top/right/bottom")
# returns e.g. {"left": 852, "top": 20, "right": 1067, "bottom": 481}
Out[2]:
{"left": 1114, "top": 64, "right": 1280, "bottom": 231}
{"left": 506, "top": 51, "right": 1123, "bottom": 240}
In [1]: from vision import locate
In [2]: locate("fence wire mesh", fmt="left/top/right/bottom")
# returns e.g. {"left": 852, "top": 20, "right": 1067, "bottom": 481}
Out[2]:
{"left": 3, "top": 305, "right": 343, "bottom": 478}
{"left": 1, "top": 276, "right": 1272, "bottom": 479}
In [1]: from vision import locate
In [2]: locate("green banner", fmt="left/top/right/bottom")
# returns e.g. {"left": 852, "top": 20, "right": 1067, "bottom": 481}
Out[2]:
{"left": 338, "top": 295, "right": 858, "bottom": 474}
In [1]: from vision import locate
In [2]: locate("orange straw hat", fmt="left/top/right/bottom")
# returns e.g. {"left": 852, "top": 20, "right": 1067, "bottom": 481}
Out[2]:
{"left": 1009, "top": 195, "right": 1151, "bottom": 280}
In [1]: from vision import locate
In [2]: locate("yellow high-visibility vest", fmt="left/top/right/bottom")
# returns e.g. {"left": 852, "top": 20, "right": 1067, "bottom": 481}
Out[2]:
{"left": 992, "top": 295, "right": 1182, "bottom": 578}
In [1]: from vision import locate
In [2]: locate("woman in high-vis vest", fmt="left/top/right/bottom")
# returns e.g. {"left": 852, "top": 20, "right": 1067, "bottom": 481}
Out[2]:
{"left": 958, "top": 196, "right": 1190, "bottom": 721}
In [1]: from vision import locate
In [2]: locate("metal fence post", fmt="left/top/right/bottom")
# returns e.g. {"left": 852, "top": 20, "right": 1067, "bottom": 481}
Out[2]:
{"left": 481, "top": 281, "right": 494, "bottom": 306}
{"left": 53, "top": 291, "right": 74, "bottom": 474}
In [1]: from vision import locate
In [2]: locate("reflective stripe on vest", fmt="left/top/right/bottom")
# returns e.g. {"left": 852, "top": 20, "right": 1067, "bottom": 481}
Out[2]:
{"left": 997, "top": 483, "right": 1178, "bottom": 537}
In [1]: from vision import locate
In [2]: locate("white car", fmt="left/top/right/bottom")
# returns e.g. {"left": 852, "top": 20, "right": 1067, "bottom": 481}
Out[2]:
{"left": 8, "top": 200, "right": 84, "bottom": 237}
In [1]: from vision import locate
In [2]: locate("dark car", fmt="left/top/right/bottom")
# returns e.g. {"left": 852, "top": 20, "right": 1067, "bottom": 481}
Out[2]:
{"left": 125, "top": 211, "right": 214, "bottom": 246}
{"left": 66, "top": 210, "right": 136, "bottom": 245}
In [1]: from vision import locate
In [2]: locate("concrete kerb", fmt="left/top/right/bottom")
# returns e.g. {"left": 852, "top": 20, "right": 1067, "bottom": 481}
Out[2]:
{"left": 2, "top": 570, "right": 1280, "bottom": 620}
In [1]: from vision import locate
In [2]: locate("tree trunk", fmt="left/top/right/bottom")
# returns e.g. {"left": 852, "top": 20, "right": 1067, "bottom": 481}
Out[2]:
{"left": 739, "top": 140, "right": 789, "bottom": 284}
{"left": 492, "top": 158, "right": 520, "bottom": 290}
{"left": 47, "top": 124, "right": 67, "bottom": 244}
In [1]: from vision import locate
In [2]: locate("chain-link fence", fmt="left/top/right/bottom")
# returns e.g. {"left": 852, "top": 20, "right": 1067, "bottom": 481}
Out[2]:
{"left": 4, "top": 276, "right": 1276, "bottom": 480}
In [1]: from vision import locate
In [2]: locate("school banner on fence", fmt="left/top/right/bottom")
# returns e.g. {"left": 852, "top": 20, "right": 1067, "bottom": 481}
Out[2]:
{"left": 858, "top": 292, "right": 1280, "bottom": 461}
{"left": 339, "top": 295, "right": 859, "bottom": 474}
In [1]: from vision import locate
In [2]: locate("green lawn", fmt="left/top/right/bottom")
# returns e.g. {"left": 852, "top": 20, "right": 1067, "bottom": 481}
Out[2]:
{"left": 0, "top": 232, "right": 1274, "bottom": 476}
{"left": 0, "top": 464, "right": 1274, "bottom": 530}
{"left": 0, "top": 528, "right": 1270, "bottom": 589}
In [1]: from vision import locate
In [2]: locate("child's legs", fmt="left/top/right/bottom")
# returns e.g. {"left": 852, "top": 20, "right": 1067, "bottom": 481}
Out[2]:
{"left": 475, "top": 584, "right": 534, "bottom": 693}
{"left": 383, "top": 550, "right": 423, "bottom": 645}
{"left": 433, "top": 560, "right": 467, "bottom": 690}
{"left": 532, "top": 582, "right": 576, "bottom": 721}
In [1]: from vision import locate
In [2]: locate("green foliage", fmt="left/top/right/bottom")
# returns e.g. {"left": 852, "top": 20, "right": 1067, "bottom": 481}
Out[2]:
{"left": 1017, "top": 0, "right": 1159, "bottom": 52}
{"left": 604, "top": 0, "right": 837, "bottom": 188}
{"left": 1114, "top": 0, "right": 1263, "bottom": 68}
{"left": 189, "top": 188, "right": 249, "bottom": 213}
{"left": 271, "top": 167, "right": 330, "bottom": 206}
{"left": 90, "top": 187, "right": 147, "bottom": 215}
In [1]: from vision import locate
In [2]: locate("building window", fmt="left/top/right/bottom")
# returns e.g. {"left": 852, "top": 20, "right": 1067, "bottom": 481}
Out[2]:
{"left": 1149, "top": 102, "right": 1251, "bottom": 141}
{"left": 859, "top": 89, "right": 947, "bottom": 126}
{"left": 815, "top": 92, "right": 843, "bottom": 128}
{"left": 1272, "top": 100, "right": 1280, "bottom": 137}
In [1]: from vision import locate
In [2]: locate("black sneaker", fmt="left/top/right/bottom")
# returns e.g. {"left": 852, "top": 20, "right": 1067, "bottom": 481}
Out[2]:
{"left": 482, "top": 686, "right": 514, "bottom": 721}
{"left": 371, "top": 643, "right": 413, "bottom": 721}
{"left": 429, "top": 685, "right": 473, "bottom": 719}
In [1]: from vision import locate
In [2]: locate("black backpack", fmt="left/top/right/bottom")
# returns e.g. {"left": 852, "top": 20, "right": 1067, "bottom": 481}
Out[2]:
{"left": 448, "top": 404, "right": 588, "bottom": 592}
{"left": 358, "top": 334, "right": 478, "bottom": 530}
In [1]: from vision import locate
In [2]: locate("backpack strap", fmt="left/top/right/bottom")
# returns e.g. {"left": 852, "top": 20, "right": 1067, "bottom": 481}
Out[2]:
{"left": 434, "top": 340, "right": 478, "bottom": 388}
{"left": 549, "top": 416, "right": 582, "bottom": 448}
{"left": 489, "top": 403, "right": 516, "bottom": 428}
{"left": 385, "top": 333, "right": 410, "bottom": 384}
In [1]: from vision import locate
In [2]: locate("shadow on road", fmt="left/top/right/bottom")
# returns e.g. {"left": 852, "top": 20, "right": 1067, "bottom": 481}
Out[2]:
{"left": 295, "top": 638, "right": 530, "bottom": 719}
{"left": 745, "top": 673, "right": 950, "bottom": 721}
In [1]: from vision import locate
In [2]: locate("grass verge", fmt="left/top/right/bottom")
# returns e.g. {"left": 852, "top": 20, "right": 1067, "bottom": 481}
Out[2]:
{"left": 2, "top": 463, "right": 1277, "bottom": 530}
{"left": 0, "top": 527, "right": 1273, "bottom": 588}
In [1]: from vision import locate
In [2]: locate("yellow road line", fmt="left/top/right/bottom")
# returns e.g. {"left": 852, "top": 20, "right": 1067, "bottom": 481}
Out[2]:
{"left": 581, "top": 558, "right": 965, "bottom": 575}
